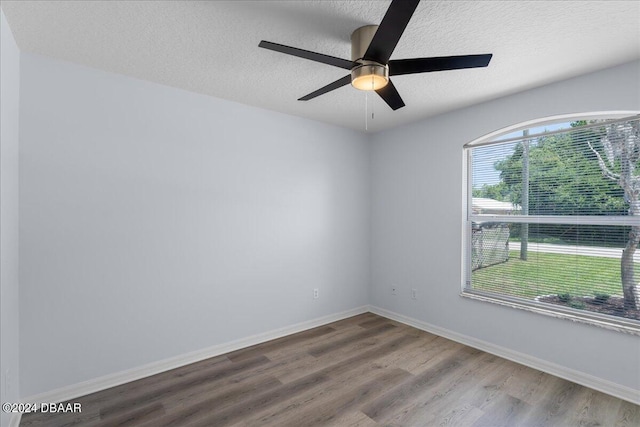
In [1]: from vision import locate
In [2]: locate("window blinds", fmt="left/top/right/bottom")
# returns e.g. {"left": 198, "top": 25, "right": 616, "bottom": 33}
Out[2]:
{"left": 466, "top": 116, "right": 640, "bottom": 329}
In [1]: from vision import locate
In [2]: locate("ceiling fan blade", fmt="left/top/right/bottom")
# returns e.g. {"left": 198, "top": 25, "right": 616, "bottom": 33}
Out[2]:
{"left": 259, "top": 41, "right": 354, "bottom": 70}
{"left": 363, "top": 0, "right": 420, "bottom": 64}
{"left": 389, "top": 54, "right": 493, "bottom": 76}
{"left": 298, "top": 75, "right": 352, "bottom": 101}
{"left": 376, "top": 79, "right": 405, "bottom": 110}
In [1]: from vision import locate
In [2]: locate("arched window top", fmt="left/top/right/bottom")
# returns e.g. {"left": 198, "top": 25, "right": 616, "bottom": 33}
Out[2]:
{"left": 464, "top": 111, "right": 639, "bottom": 148}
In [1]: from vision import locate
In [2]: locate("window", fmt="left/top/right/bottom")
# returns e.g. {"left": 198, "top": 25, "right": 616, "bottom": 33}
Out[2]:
{"left": 463, "top": 114, "right": 640, "bottom": 334}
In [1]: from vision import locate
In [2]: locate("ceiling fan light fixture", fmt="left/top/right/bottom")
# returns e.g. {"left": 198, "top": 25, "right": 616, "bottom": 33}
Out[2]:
{"left": 351, "top": 62, "right": 389, "bottom": 91}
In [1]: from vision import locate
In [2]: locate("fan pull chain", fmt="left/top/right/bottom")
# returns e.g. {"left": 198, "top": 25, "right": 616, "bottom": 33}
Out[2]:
{"left": 371, "top": 75, "right": 375, "bottom": 122}
{"left": 365, "top": 91, "right": 368, "bottom": 131}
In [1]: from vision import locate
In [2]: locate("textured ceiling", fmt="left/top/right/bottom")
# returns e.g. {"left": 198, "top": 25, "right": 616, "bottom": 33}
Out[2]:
{"left": 2, "top": 1, "right": 639, "bottom": 133}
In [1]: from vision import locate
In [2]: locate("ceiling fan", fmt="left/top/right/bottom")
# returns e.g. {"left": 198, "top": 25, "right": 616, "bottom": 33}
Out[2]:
{"left": 258, "top": 0, "right": 492, "bottom": 111}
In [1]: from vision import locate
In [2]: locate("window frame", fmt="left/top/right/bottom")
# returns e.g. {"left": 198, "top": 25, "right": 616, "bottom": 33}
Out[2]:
{"left": 461, "top": 111, "right": 640, "bottom": 335}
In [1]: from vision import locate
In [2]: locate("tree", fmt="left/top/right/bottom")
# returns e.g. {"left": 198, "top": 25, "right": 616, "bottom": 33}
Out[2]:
{"left": 492, "top": 130, "right": 626, "bottom": 246}
{"left": 472, "top": 182, "right": 508, "bottom": 200}
{"left": 587, "top": 120, "right": 640, "bottom": 310}
{"left": 495, "top": 132, "right": 625, "bottom": 216}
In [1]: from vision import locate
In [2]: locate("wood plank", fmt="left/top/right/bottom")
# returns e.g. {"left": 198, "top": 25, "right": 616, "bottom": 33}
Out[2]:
{"left": 323, "top": 313, "right": 378, "bottom": 328}
{"left": 20, "top": 355, "right": 233, "bottom": 427}
{"left": 358, "top": 317, "right": 392, "bottom": 329}
{"left": 19, "top": 314, "right": 639, "bottom": 427}
{"left": 615, "top": 401, "right": 640, "bottom": 427}
{"left": 20, "top": 408, "right": 100, "bottom": 427}
{"left": 98, "top": 354, "right": 270, "bottom": 419}
{"left": 237, "top": 362, "right": 411, "bottom": 426}
{"left": 435, "top": 404, "right": 486, "bottom": 427}
{"left": 274, "top": 327, "right": 413, "bottom": 384}
{"left": 261, "top": 322, "right": 372, "bottom": 363}
{"left": 370, "top": 331, "right": 443, "bottom": 373}
{"left": 516, "top": 379, "right": 587, "bottom": 426}
{"left": 182, "top": 371, "right": 331, "bottom": 427}
{"left": 137, "top": 375, "right": 283, "bottom": 427}
{"left": 499, "top": 364, "right": 559, "bottom": 406}
{"left": 307, "top": 323, "right": 396, "bottom": 357}
{"left": 379, "top": 351, "right": 506, "bottom": 426}
{"left": 225, "top": 325, "right": 335, "bottom": 362}
{"left": 325, "top": 411, "right": 378, "bottom": 427}
{"left": 362, "top": 346, "right": 481, "bottom": 422}
{"left": 94, "top": 402, "right": 165, "bottom": 427}
{"left": 562, "top": 388, "right": 623, "bottom": 427}
{"left": 465, "top": 357, "right": 533, "bottom": 412}
{"left": 320, "top": 334, "right": 419, "bottom": 378}
{"left": 471, "top": 393, "right": 531, "bottom": 427}
{"left": 266, "top": 368, "right": 412, "bottom": 427}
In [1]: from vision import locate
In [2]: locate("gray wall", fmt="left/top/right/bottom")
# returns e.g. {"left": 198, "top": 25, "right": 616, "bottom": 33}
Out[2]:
{"left": 18, "top": 53, "right": 370, "bottom": 397}
{"left": 1, "top": 9, "right": 21, "bottom": 427}
{"left": 370, "top": 60, "right": 640, "bottom": 391}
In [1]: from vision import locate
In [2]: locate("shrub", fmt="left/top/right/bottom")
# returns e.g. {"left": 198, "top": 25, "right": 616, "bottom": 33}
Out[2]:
{"left": 558, "top": 293, "right": 572, "bottom": 303}
{"left": 593, "top": 293, "right": 610, "bottom": 304}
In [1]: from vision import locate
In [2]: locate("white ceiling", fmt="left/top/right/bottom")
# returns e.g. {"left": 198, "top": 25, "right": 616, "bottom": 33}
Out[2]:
{"left": 2, "top": 1, "right": 639, "bottom": 133}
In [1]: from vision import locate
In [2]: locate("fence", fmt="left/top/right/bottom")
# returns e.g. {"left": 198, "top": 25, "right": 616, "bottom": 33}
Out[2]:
{"left": 472, "top": 223, "right": 510, "bottom": 270}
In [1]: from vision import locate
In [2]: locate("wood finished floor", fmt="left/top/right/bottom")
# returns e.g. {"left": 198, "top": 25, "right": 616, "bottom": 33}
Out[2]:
{"left": 20, "top": 313, "right": 640, "bottom": 426}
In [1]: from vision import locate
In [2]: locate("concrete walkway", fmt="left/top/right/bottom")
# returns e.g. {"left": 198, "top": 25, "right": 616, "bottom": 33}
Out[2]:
{"left": 509, "top": 241, "right": 640, "bottom": 262}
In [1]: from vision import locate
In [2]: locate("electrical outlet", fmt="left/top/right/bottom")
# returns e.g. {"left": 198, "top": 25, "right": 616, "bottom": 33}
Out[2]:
{"left": 391, "top": 285, "right": 397, "bottom": 295}
{"left": 313, "top": 288, "right": 319, "bottom": 299}
{"left": 411, "top": 288, "right": 417, "bottom": 300}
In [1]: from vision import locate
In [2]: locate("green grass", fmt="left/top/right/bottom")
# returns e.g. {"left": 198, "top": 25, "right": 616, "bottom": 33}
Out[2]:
{"left": 472, "top": 251, "right": 637, "bottom": 299}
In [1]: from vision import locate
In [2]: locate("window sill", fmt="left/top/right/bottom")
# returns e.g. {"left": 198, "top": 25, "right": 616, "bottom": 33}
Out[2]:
{"left": 461, "top": 290, "right": 640, "bottom": 336}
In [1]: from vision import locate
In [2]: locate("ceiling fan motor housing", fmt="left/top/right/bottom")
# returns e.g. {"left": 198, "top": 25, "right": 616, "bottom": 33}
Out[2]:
{"left": 350, "top": 25, "right": 389, "bottom": 90}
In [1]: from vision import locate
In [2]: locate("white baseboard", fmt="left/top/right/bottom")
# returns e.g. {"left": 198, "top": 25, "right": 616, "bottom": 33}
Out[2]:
{"left": 369, "top": 305, "right": 640, "bottom": 406}
{"left": 16, "top": 306, "right": 368, "bottom": 415}
{"left": 8, "top": 414, "right": 20, "bottom": 427}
